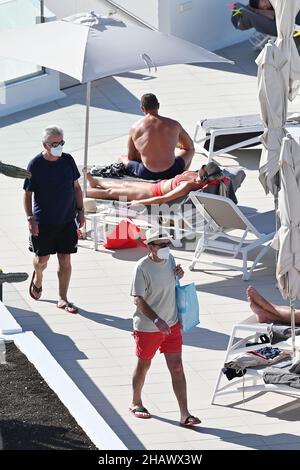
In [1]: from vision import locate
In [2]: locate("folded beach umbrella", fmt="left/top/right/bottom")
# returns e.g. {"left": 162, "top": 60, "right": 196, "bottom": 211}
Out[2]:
{"left": 272, "top": 135, "right": 300, "bottom": 357}
{"left": 256, "top": 0, "right": 300, "bottom": 197}
{"left": 0, "top": 11, "right": 231, "bottom": 193}
{"left": 256, "top": 42, "right": 287, "bottom": 195}
{"left": 272, "top": 0, "right": 300, "bottom": 100}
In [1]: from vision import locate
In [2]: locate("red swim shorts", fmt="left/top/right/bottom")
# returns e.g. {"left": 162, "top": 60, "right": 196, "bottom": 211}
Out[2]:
{"left": 133, "top": 322, "right": 182, "bottom": 361}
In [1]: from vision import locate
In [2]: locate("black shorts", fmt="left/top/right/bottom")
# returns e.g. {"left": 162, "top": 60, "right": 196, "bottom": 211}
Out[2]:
{"left": 29, "top": 221, "right": 78, "bottom": 256}
{"left": 126, "top": 157, "right": 185, "bottom": 180}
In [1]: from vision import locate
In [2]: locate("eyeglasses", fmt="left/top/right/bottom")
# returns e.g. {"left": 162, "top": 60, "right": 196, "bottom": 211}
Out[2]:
{"left": 152, "top": 242, "right": 171, "bottom": 248}
{"left": 47, "top": 140, "right": 65, "bottom": 148}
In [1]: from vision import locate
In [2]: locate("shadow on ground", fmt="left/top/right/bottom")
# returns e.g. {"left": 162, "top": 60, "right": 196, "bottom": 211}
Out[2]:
{"left": 5, "top": 306, "right": 145, "bottom": 450}
{"left": 153, "top": 412, "right": 300, "bottom": 449}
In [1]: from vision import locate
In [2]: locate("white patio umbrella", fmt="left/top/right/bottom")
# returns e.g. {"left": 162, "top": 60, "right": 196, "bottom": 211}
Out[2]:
{"left": 272, "top": 0, "right": 300, "bottom": 101}
{"left": 256, "top": 41, "right": 288, "bottom": 196}
{"left": 0, "top": 11, "right": 231, "bottom": 193}
{"left": 272, "top": 135, "right": 300, "bottom": 357}
{"left": 256, "top": 0, "right": 300, "bottom": 196}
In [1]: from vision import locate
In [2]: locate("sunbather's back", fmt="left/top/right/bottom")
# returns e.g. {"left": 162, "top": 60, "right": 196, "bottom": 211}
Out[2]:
{"left": 132, "top": 114, "right": 183, "bottom": 172}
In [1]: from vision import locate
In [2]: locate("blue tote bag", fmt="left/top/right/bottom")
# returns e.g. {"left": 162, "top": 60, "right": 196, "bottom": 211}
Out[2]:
{"left": 171, "top": 257, "right": 200, "bottom": 332}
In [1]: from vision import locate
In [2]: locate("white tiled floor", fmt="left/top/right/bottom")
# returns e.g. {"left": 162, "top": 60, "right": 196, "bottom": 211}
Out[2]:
{"left": 1, "top": 36, "right": 300, "bottom": 450}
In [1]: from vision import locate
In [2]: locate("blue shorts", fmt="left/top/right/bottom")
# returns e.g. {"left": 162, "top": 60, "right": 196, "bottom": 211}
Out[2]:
{"left": 126, "top": 157, "right": 185, "bottom": 181}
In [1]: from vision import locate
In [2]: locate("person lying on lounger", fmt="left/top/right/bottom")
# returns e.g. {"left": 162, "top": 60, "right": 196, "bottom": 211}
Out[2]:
{"left": 249, "top": 0, "right": 273, "bottom": 12}
{"left": 85, "top": 162, "right": 234, "bottom": 206}
{"left": 247, "top": 286, "right": 300, "bottom": 325}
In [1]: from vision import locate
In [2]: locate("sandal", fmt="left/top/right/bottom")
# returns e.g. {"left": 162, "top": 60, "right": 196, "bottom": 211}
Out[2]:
{"left": 180, "top": 415, "right": 201, "bottom": 427}
{"left": 57, "top": 302, "right": 78, "bottom": 314}
{"left": 129, "top": 406, "right": 151, "bottom": 419}
{"left": 29, "top": 271, "right": 42, "bottom": 300}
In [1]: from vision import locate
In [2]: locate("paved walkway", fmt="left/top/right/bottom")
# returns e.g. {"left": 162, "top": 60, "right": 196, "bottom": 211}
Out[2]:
{"left": 1, "top": 39, "right": 300, "bottom": 450}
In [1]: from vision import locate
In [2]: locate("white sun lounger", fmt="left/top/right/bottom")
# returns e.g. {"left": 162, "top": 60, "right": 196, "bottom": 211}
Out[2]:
{"left": 211, "top": 315, "right": 300, "bottom": 405}
{"left": 193, "top": 114, "right": 263, "bottom": 163}
{"left": 194, "top": 113, "right": 300, "bottom": 163}
{"left": 188, "top": 192, "right": 275, "bottom": 280}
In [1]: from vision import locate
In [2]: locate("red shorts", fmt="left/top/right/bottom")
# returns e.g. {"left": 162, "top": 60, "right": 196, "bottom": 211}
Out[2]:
{"left": 133, "top": 322, "right": 182, "bottom": 361}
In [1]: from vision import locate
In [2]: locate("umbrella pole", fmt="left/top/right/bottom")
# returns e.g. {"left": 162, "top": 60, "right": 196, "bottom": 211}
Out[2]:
{"left": 290, "top": 297, "right": 297, "bottom": 359}
{"left": 274, "top": 172, "right": 280, "bottom": 264}
{"left": 274, "top": 190, "right": 279, "bottom": 263}
{"left": 83, "top": 80, "right": 91, "bottom": 197}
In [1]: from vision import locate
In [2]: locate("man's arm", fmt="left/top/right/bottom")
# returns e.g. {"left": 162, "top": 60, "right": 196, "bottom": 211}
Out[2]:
{"left": 134, "top": 296, "right": 170, "bottom": 334}
{"left": 23, "top": 191, "right": 39, "bottom": 236}
{"left": 176, "top": 126, "right": 195, "bottom": 159}
{"left": 127, "top": 128, "right": 141, "bottom": 162}
{"left": 74, "top": 180, "right": 85, "bottom": 228}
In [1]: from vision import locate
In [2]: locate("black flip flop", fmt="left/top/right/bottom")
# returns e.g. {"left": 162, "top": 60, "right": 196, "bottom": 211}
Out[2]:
{"left": 129, "top": 406, "right": 151, "bottom": 419}
{"left": 29, "top": 271, "right": 42, "bottom": 300}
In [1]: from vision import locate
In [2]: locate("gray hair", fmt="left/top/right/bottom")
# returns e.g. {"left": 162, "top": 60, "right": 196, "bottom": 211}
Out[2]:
{"left": 42, "top": 126, "right": 64, "bottom": 143}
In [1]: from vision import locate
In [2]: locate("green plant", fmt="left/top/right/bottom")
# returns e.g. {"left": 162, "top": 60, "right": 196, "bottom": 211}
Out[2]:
{"left": 0, "top": 271, "right": 29, "bottom": 284}
{"left": 0, "top": 161, "right": 31, "bottom": 179}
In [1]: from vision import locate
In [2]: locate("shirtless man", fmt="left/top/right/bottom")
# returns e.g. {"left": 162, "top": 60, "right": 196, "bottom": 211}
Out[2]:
{"left": 247, "top": 286, "right": 300, "bottom": 324}
{"left": 119, "top": 93, "right": 195, "bottom": 181}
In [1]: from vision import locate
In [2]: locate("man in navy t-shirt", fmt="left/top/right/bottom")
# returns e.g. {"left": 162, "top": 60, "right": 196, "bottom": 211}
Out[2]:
{"left": 23, "top": 126, "right": 84, "bottom": 314}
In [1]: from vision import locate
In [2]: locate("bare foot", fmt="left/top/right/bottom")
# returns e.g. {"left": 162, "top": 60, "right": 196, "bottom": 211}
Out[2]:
{"left": 249, "top": 300, "right": 276, "bottom": 323}
{"left": 86, "top": 172, "right": 102, "bottom": 189}
{"left": 247, "top": 286, "right": 278, "bottom": 315}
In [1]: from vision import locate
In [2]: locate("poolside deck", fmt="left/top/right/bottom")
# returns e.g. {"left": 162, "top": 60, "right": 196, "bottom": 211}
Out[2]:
{"left": 1, "top": 38, "right": 300, "bottom": 450}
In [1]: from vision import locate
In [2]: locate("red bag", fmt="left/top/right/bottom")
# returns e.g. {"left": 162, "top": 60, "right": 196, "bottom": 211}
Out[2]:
{"left": 103, "top": 219, "right": 145, "bottom": 249}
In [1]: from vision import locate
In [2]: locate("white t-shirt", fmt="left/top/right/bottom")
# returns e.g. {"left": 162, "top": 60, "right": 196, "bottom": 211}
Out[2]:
{"left": 130, "top": 255, "right": 178, "bottom": 332}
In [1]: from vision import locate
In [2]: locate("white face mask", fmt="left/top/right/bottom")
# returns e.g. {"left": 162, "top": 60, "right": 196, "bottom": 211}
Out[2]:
{"left": 156, "top": 246, "right": 170, "bottom": 260}
{"left": 50, "top": 145, "right": 63, "bottom": 157}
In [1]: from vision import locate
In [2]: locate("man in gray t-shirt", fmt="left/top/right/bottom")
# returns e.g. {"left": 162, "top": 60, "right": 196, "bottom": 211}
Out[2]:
{"left": 129, "top": 228, "right": 201, "bottom": 427}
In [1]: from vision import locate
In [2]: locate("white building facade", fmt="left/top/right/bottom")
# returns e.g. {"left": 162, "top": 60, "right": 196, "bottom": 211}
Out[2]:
{"left": 0, "top": 0, "right": 64, "bottom": 117}
{"left": 0, "top": 0, "right": 250, "bottom": 117}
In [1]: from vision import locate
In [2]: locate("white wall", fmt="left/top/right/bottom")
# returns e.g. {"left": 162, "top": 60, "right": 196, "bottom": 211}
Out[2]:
{"left": 0, "top": 69, "right": 64, "bottom": 118}
{"left": 159, "top": 0, "right": 251, "bottom": 51}
{"left": 107, "top": 0, "right": 251, "bottom": 51}
{"left": 109, "top": 0, "right": 159, "bottom": 28}
{"left": 0, "top": 2, "right": 64, "bottom": 117}
{"left": 46, "top": 0, "right": 250, "bottom": 50}
{"left": 45, "top": 0, "right": 113, "bottom": 18}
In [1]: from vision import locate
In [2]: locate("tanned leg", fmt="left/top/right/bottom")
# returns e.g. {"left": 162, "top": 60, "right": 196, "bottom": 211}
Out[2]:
{"left": 86, "top": 173, "right": 100, "bottom": 188}
{"left": 247, "top": 286, "right": 278, "bottom": 315}
{"left": 249, "top": 298, "right": 300, "bottom": 325}
{"left": 131, "top": 358, "right": 151, "bottom": 416}
{"left": 249, "top": 299, "right": 277, "bottom": 323}
{"left": 164, "top": 352, "right": 200, "bottom": 424}
{"left": 87, "top": 182, "right": 153, "bottom": 200}
{"left": 33, "top": 255, "right": 50, "bottom": 289}
{"left": 57, "top": 253, "right": 72, "bottom": 305}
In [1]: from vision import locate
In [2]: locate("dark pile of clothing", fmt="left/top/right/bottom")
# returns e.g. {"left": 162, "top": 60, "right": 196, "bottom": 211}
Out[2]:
{"left": 90, "top": 162, "right": 133, "bottom": 178}
{"left": 223, "top": 346, "right": 291, "bottom": 381}
{"left": 263, "top": 359, "right": 300, "bottom": 389}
